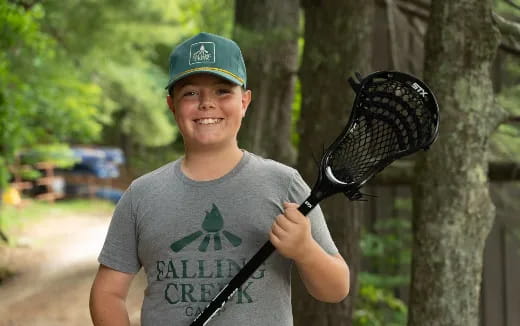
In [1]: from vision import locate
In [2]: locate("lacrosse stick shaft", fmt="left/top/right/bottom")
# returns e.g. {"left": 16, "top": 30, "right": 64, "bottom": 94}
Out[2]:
{"left": 190, "top": 197, "right": 316, "bottom": 326}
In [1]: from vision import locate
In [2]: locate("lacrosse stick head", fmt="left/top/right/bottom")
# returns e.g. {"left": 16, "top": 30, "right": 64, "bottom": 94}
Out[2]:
{"left": 312, "top": 71, "right": 439, "bottom": 201}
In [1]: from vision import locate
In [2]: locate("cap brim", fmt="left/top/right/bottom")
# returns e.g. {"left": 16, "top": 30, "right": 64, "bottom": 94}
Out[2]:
{"left": 165, "top": 69, "right": 245, "bottom": 90}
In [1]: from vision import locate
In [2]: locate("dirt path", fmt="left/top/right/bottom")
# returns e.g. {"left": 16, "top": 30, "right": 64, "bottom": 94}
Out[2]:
{"left": 0, "top": 211, "right": 146, "bottom": 326}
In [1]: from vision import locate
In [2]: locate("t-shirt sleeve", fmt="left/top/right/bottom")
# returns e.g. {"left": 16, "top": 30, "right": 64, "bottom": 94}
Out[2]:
{"left": 98, "top": 184, "right": 141, "bottom": 274}
{"left": 287, "top": 171, "right": 339, "bottom": 255}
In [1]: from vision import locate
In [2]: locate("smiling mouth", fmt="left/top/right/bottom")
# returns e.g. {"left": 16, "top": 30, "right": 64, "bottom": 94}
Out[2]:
{"left": 194, "top": 118, "right": 223, "bottom": 125}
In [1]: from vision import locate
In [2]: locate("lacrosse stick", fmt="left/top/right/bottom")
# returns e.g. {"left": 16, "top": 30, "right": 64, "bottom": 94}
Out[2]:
{"left": 191, "top": 71, "right": 440, "bottom": 325}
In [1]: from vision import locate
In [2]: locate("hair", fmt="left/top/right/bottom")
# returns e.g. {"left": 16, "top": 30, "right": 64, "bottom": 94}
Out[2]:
{"left": 167, "top": 78, "right": 247, "bottom": 98}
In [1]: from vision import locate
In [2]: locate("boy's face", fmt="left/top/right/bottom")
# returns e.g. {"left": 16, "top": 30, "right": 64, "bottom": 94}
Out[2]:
{"left": 167, "top": 73, "right": 251, "bottom": 152}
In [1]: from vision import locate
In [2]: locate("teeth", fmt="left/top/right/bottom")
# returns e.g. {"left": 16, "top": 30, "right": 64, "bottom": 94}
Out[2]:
{"left": 196, "top": 118, "right": 222, "bottom": 125}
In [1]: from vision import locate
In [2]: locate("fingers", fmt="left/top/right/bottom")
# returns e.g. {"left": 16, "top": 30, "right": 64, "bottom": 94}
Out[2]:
{"left": 282, "top": 202, "right": 306, "bottom": 223}
{"left": 270, "top": 202, "right": 309, "bottom": 240}
{"left": 270, "top": 202, "right": 312, "bottom": 261}
{"left": 269, "top": 229, "right": 280, "bottom": 245}
{"left": 272, "top": 215, "right": 289, "bottom": 235}
{"left": 283, "top": 202, "right": 299, "bottom": 209}
{"left": 270, "top": 202, "right": 308, "bottom": 237}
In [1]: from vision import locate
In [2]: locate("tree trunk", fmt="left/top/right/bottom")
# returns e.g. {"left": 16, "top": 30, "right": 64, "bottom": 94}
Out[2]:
{"left": 294, "top": 1, "right": 374, "bottom": 325}
{"left": 233, "top": 0, "right": 300, "bottom": 165}
{"left": 408, "top": 1, "right": 503, "bottom": 325}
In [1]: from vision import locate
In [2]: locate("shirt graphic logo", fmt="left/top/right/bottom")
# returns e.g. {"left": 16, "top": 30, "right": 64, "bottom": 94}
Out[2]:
{"left": 170, "top": 204, "right": 242, "bottom": 252}
{"left": 189, "top": 42, "right": 215, "bottom": 65}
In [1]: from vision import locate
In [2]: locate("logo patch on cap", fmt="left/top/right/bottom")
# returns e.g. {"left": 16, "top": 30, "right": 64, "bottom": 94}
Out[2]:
{"left": 189, "top": 42, "right": 215, "bottom": 65}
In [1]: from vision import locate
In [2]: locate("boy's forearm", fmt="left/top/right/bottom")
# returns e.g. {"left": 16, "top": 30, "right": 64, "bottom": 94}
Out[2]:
{"left": 295, "top": 239, "right": 350, "bottom": 303}
{"left": 90, "top": 292, "right": 131, "bottom": 326}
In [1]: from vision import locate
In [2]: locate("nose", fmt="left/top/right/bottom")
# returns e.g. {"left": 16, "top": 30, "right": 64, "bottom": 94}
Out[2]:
{"left": 199, "top": 91, "right": 215, "bottom": 111}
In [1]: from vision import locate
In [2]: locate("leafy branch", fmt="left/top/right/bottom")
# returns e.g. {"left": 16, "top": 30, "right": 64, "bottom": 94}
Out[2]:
{"left": 494, "top": 11, "right": 520, "bottom": 55}
{"left": 504, "top": 0, "right": 520, "bottom": 11}
{"left": 7, "top": 0, "right": 43, "bottom": 10}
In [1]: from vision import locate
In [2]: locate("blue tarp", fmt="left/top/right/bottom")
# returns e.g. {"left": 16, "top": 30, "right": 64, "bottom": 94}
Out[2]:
{"left": 69, "top": 147, "right": 125, "bottom": 178}
{"left": 67, "top": 147, "right": 126, "bottom": 203}
{"left": 95, "top": 188, "right": 124, "bottom": 204}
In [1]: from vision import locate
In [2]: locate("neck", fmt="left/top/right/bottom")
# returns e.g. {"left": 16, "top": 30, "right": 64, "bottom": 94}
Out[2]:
{"left": 181, "top": 145, "right": 244, "bottom": 181}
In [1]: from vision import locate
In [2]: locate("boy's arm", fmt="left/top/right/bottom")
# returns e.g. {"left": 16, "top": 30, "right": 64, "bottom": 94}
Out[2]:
{"left": 269, "top": 202, "right": 350, "bottom": 303}
{"left": 90, "top": 265, "right": 135, "bottom": 326}
{"left": 293, "top": 243, "right": 350, "bottom": 303}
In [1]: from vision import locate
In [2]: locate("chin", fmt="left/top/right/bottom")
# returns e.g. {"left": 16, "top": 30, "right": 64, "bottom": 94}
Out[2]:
{"left": 189, "top": 139, "right": 227, "bottom": 150}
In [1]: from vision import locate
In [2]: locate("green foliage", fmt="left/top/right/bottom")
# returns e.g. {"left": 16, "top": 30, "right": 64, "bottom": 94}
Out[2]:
{"left": 36, "top": 0, "right": 180, "bottom": 149}
{"left": 360, "top": 217, "right": 412, "bottom": 284}
{"left": 355, "top": 197, "right": 412, "bottom": 326}
{"left": 292, "top": 78, "right": 302, "bottom": 147}
{"left": 0, "top": 156, "right": 8, "bottom": 187}
{"left": 0, "top": 1, "right": 105, "bottom": 189}
{"left": 0, "top": 1, "right": 48, "bottom": 49}
{"left": 354, "top": 283, "right": 407, "bottom": 326}
{"left": 129, "top": 144, "right": 182, "bottom": 177}
{"left": 100, "top": 61, "right": 176, "bottom": 147}
{"left": 19, "top": 144, "right": 78, "bottom": 168}
{"left": 0, "top": 2, "right": 103, "bottom": 143}
{"left": 494, "top": 0, "right": 520, "bottom": 15}
{"left": 17, "top": 166, "right": 41, "bottom": 181}
{"left": 490, "top": 56, "right": 520, "bottom": 161}
{"left": 0, "top": 2, "right": 50, "bottom": 170}
{"left": 177, "top": 0, "right": 234, "bottom": 37}
{"left": 490, "top": 1, "right": 520, "bottom": 162}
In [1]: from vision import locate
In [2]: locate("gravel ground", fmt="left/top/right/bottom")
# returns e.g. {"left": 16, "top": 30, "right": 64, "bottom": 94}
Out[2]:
{"left": 0, "top": 211, "right": 146, "bottom": 326}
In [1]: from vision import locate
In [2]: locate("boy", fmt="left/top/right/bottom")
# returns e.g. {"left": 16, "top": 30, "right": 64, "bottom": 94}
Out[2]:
{"left": 90, "top": 32, "right": 349, "bottom": 326}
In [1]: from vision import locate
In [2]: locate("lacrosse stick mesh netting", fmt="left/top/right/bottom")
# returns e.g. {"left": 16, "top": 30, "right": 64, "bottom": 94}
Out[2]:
{"left": 328, "top": 75, "right": 438, "bottom": 185}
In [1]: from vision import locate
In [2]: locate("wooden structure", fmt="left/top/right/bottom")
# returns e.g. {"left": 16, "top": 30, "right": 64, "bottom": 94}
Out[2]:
{"left": 360, "top": 183, "right": 520, "bottom": 326}
{"left": 34, "top": 162, "right": 64, "bottom": 202}
{"left": 8, "top": 164, "right": 33, "bottom": 195}
{"left": 480, "top": 184, "right": 520, "bottom": 326}
{"left": 9, "top": 161, "right": 64, "bottom": 203}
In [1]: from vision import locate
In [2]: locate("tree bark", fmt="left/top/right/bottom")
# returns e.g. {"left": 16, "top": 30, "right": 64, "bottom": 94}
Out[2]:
{"left": 294, "top": 1, "right": 374, "bottom": 325}
{"left": 408, "top": 0, "right": 504, "bottom": 325}
{"left": 233, "top": 0, "right": 300, "bottom": 165}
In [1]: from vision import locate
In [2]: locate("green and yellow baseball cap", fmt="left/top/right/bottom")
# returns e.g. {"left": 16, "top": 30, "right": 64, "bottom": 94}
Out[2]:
{"left": 165, "top": 32, "right": 247, "bottom": 91}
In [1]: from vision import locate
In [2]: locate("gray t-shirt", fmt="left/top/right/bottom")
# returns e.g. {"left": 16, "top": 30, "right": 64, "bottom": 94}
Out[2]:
{"left": 98, "top": 151, "right": 338, "bottom": 326}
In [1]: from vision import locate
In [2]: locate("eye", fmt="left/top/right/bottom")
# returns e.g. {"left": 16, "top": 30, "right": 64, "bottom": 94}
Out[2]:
{"left": 183, "top": 90, "right": 198, "bottom": 97}
{"left": 217, "top": 88, "right": 232, "bottom": 95}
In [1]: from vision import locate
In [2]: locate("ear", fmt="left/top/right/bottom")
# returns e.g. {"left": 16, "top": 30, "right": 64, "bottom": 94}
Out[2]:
{"left": 241, "top": 89, "right": 252, "bottom": 117}
{"left": 166, "top": 94, "right": 176, "bottom": 115}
